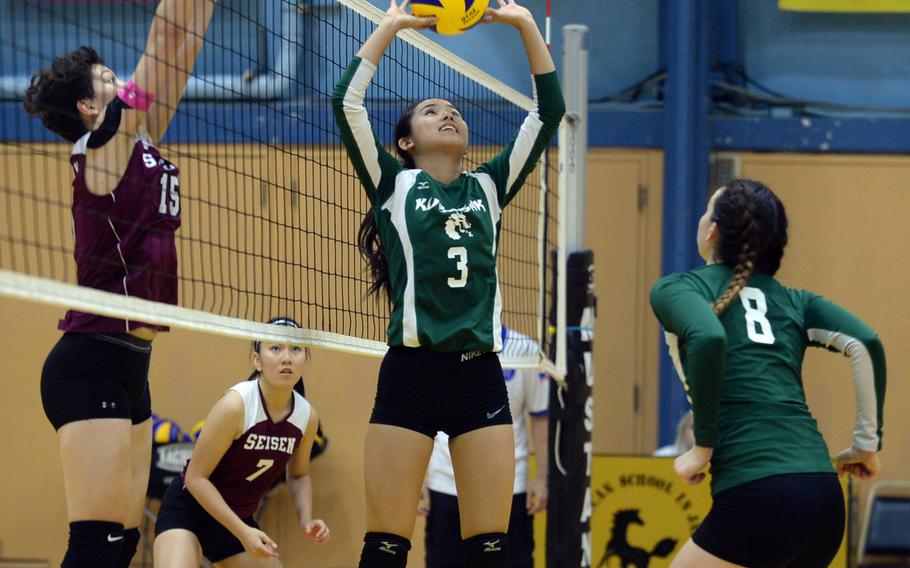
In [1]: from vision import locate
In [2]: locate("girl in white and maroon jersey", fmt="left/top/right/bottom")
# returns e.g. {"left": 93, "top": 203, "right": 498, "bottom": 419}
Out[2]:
{"left": 154, "top": 318, "right": 329, "bottom": 567}
{"left": 22, "top": 3, "right": 214, "bottom": 567}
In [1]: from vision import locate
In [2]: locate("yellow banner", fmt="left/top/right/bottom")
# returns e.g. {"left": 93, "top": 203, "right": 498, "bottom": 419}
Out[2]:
{"left": 780, "top": 0, "right": 910, "bottom": 12}
{"left": 533, "top": 455, "right": 847, "bottom": 567}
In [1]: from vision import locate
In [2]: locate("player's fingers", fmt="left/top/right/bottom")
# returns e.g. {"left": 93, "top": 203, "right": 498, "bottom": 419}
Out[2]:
{"left": 688, "top": 472, "right": 706, "bottom": 485}
{"left": 399, "top": 0, "right": 410, "bottom": 11}
{"left": 261, "top": 533, "right": 279, "bottom": 551}
{"left": 496, "top": 0, "right": 506, "bottom": 7}
{"left": 253, "top": 545, "right": 271, "bottom": 559}
{"left": 262, "top": 543, "right": 280, "bottom": 558}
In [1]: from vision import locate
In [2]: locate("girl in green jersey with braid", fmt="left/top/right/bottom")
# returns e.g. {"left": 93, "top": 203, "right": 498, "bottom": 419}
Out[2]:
{"left": 332, "top": 1, "right": 564, "bottom": 566}
{"left": 650, "top": 179, "right": 886, "bottom": 568}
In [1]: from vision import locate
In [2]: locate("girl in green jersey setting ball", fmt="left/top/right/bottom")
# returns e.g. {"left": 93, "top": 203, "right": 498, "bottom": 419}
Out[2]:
{"left": 333, "top": 1, "right": 564, "bottom": 566}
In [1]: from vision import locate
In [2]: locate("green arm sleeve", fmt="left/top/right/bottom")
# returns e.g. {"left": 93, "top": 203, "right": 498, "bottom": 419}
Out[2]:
{"left": 331, "top": 57, "right": 402, "bottom": 206}
{"left": 475, "top": 71, "right": 565, "bottom": 207}
{"left": 803, "top": 292, "right": 886, "bottom": 451}
{"left": 650, "top": 274, "right": 727, "bottom": 447}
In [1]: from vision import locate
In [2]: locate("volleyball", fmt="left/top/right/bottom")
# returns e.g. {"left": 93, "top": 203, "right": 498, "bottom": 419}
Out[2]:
{"left": 152, "top": 413, "right": 191, "bottom": 445}
{"left": 190, "top": 419, "right": 206, "bottom": 441}
{"left": 410, "top": 0, "right": 490, "bottom": 35}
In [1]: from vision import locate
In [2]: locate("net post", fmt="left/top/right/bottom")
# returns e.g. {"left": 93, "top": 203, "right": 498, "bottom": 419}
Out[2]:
{"left": 548, "top": 24, "right": 594, "bottom": 568}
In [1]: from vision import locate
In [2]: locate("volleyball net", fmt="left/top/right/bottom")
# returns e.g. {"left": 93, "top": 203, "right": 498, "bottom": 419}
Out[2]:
{"left": 0, "top": 0, "right": 563, "bottom": 372}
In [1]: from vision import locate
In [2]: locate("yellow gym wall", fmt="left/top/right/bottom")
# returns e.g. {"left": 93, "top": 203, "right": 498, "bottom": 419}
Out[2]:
{"left": 0, "top": 147, "right": 906, "bottom": 566}
{"left": 737, "top": 153, "right": 909, "bottom": 497}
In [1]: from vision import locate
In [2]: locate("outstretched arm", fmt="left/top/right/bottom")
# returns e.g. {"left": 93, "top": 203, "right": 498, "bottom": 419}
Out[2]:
{"left": 358, "top": 0, "right": 435, "bottom": 66}
{"left": 142, "top": 0, "right": 217, "bottom": 143}
{"left": 83, "top": 0, "right": 215, "bottom": 195}
{"left": 476, "top": 0, "right": 565, "bottom": 206}
{"left": 332, "top": 0, "right": 430, "bottom": 203}
{"left": 485, "top": 0, "right": 555, "bottom": 75}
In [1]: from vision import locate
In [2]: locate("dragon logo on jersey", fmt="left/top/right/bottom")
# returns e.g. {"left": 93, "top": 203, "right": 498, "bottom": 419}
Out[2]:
{"left": 445, "top": 212, "right": 474, "bottom": 240}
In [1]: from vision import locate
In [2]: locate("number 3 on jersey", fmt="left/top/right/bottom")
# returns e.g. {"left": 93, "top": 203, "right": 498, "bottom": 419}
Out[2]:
{"left": 158, "top": 174, "right": 180, "bottom": 216}
{"left": 740, "top": 287, "right": 775, "bottom": 344}
{"left": 448, "top": 247, "right": 468, "bottom": 288}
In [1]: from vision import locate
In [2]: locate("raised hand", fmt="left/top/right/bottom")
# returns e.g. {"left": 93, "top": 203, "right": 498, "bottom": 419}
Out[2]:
{"left": 387, "top": 0, "right": 437, "bottom": 31}
{"left": 483, "top": 0, "right": 534, "bottom": 29}
{"left": 834, "top": 446, "right": 880, "bottom": 481}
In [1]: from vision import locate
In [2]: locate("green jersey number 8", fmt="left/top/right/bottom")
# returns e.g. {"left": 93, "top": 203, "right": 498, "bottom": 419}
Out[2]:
{"left": 740, "top": 287, "right": 775, "bottom": 344}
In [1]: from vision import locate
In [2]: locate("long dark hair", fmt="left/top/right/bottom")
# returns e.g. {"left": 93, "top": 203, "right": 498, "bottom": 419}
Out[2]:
{"left": 358, "top": 101, "right": 421, "bottom": 300}
{"left": 248, "top": 316, "right": 310, "bottom": 397}
{"left": 710, "top": 178, "right": 788, "bottom": 315}
{"left": 23, "top": 46, "right": 103, "bottom": 142}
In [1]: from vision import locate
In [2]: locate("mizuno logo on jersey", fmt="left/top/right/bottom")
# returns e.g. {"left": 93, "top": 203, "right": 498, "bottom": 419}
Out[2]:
{"left": 243, "top": 433, "right": 296, "bottom": 454}
{"left": 445, "top": 213, "right": 473, "bottom": 240}
{"left": 414, "top": 197, "right": 486, "bottom": 214}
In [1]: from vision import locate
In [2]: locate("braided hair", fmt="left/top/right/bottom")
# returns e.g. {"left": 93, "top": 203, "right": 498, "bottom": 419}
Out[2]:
{"left": 710, "top": 179, "right": 788, "bottom": 315}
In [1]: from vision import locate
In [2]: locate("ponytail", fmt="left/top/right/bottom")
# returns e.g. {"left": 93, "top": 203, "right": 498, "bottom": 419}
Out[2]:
{"left": 357, "top": 101, "right": 422, "bottom": 299}
{"left": 358, "top": 212, "right": 391, "bottom": 300}
{"left": 709, "top": 179, "right": 788, "bottom": 315}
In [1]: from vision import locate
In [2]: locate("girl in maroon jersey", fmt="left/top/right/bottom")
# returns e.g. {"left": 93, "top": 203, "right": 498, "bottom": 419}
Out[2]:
{"left": 23, "top": 3, "right": 215, "bottom": 567}
{"left": 154, "top": 318, "right": 329, "bottom": 567}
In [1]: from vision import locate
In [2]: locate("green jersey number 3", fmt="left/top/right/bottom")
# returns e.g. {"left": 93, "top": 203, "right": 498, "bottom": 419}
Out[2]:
{"left": 447, "top": 247, "right": 468, "bottom": 288}
{"left": 740, "top": 287, "right": 775, "bottom": 344}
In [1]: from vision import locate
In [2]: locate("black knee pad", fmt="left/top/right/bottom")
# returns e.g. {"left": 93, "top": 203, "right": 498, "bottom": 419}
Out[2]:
{"left": 359, "top": 532, "right": 411, "bottom": 568}
{"left": 61, "top": 520, "right": 125, "bottom": 568}
{"left": 462, "top": 533, "right": 509, "bottom": 568}
{"left": 112, "top": 527, "right": 141, "bottom": 568}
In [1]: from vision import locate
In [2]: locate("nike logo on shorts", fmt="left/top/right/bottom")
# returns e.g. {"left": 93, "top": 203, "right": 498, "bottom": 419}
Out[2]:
{"left": 486, "top": 406, "right": 506, "bottom": 419}
{"left": 107, "top": 534, "right": 124, "bottom": 542}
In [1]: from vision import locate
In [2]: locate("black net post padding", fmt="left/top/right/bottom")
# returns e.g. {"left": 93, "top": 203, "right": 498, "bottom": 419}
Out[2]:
{"left": 546, "top": 250, "right": 595, "bottom": 568}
